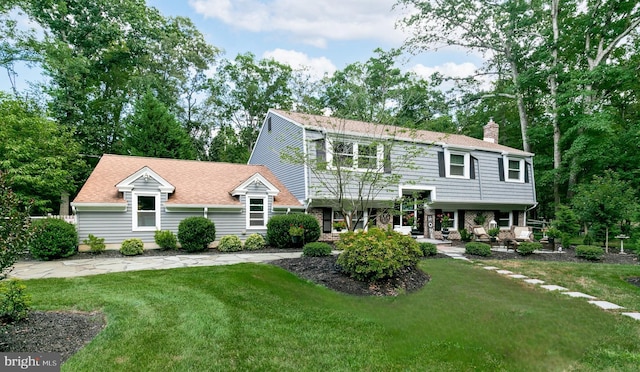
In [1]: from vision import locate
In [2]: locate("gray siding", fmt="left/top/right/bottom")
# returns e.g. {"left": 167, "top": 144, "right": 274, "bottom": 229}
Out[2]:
{"left": 249, "top": 113, "right": 306, "bottom": 201}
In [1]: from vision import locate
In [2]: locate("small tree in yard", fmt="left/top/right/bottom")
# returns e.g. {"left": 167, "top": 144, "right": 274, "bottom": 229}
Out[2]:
{"left": 0, "top": 172, "right": 34, "bottom": 278}
{"left": 281, "top": 115, "right": 427, "bottom": 231}
{"left": 572, "top": 171, "right": 638, "bottom": 253}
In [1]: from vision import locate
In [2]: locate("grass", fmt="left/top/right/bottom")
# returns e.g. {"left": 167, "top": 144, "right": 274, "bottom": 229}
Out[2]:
{"left": 23, "top": 259, "right": 640, "bottom": 371}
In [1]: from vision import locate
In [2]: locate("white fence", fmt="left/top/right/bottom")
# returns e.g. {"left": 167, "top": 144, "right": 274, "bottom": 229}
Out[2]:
{"left": 30, "top": 215, "right": 77, "bottom": 224}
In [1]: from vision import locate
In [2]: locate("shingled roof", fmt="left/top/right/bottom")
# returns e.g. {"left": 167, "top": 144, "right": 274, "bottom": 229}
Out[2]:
{"left": 270, "top": 109, "right": 532, "bottom": 157}
{"left": 72, "top": 154, "right": 302, "bottom": 207}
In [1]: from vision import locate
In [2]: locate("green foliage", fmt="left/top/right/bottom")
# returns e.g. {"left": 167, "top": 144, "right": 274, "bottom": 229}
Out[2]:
{"left": 546, "top": 227, "right": 562, "bottom": 239}
{"left": 120, "top": 238, "right": 144, "bottom": 256}
{"left": 517, "top": 242, "right": 542, "bottom": 256}
{"left": 178, "top": 217, "right": 216, "bottom": 252}
{"left": 208, "top": 124, "right": 250, "bottom": 163}
{"left": 465, "top": 242, "right": 492, "bottom": 257}
{"left": 552, "top": 205, "right": 581, "bottom": 239}
{"left": 266, "top": 214, "right": 320, "bottom": 248}
{"left": 29, "top": 218, "right": 78, "bottom": 260}
{"left": 459, "top": 229, "right": 472, "bottom": 242}
{"left": 575, "top": 245, "right": 604, "bottom": 261}
{"left": 0, "top": 173, "right": 33, "bottom": 278}
{"left": 0, "top": 279, "right": 31, "bottom": 323}
{"left": 303, "top": 242, "right": 333, "bottom": 257}
{"left": 473, "top": 213, "right": 486, "bottom": 226}
{"left": 243, "top": 233, "right": 266, "bottom": 251}
{"left": 218, "top": 235, "right": 243, "bottom": 252}
{"left": 336, "top": 228, "right": 423, "bottom": 282}
{"left": 582, "top": 233, "right": 594, "bottom": 246}
{"left": 487, "top": 227, "right": 500, "bottom": 237}
{"left": 154, "top": 230, "right": 177, "bottom": 250}
{"left": 83, "top": 234, "right": 106, "bottom": 253}
{"left": 418, "top": 242, "right": 438, "bottom": 256}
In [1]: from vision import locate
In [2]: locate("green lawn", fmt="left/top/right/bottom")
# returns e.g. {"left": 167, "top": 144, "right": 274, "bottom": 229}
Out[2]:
{"left": 24, "top": 259, "right": 640, "bottom": 371}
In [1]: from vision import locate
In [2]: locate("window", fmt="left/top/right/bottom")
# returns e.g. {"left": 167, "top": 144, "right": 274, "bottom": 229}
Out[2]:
{"left": 132, "top": 192, "right": 160, "bottom": 231}
{"left": 450, "top": 154, "right": 465, "bottom": 176}
{"left": 329, "top": 140, "right": 382, "bottom": 171}
{"left": 332, "top": 210, "right": 365, "bottom": 231}
{"left": 248, "top": 197, "right": 267, "bottom": 228}
{"left": 357, "top": 144, "right": 378, "bottom": 169}
{"left": 496, "top": 211, "right": 511, "bottom": 228}
{"left": 332, "top": 141, "right": 354, "bottom": 168}
{"left": 504, "top": 157, "right": 525, "bottom": 182}
{"left": 442, "top": 150, "right": 469, "bottom": 178}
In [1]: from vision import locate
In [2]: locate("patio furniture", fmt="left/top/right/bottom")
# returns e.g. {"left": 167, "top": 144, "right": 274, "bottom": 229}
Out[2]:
{"left": 472, "top": 226, "right": 491, "bottom": 242}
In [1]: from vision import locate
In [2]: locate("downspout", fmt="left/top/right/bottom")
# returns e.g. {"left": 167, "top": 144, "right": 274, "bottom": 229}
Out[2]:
{"left": 302, "top": 127, "right": 309, "bottom": 207}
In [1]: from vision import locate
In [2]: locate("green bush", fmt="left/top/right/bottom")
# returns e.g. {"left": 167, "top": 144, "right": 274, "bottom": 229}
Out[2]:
{"left": 336, "top": 228, "right": 423, "bottom": 282}
{"left": 83, "top": 234, "right": 106, "bottom": 253}
{"left": 266, "top": 214, "right": 321, "bottom": 248}
{"left": 0, "top": 279, "right": 31, "bottom": 323}
{"left": 218, "top": 235, "right": 243, "bottom": 252}
{"left": 178, "top": 217, "right": 216, "bottom": 252}
{"left": 29, "top": 218, "right": 78, "bottom": 260}
{"left": 244, "top": 233, "right": 266, "bottom": 251}
{"left": 120, "top": 238, "right": 144, "bottom": 256}
{"left": 154, "top": 230, "right": 177, "bottom": 250}
{"left": 575, "top": 245, "right": 604, "bottom": 261}
{"left": 517, "top": 242, "right": 542, "bottom": 256}
{"left": 418, "top": 242, "right": 438, "bottom": 256}
{"left": 303, "top": 242, "right": 333, "bottom": 257}
{"left": 465, "top": 242, "right": 491, "bottom": 257}
{"left": 459, "top": 229, "right": 472, "bottom": 242}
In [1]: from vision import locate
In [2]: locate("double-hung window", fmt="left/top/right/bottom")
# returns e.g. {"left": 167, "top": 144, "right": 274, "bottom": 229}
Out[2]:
{"left": 357, "top": 144, "right": 378, "bottom": 169}
{"left": 332, "top": 141, "right": 354, "bottom": 168}
{"left": 132, "top": 192, "right": 160, "bottom": 231}
{"left": 330, "top": 140, "right": 382, "bottom": 171}
{"left": 496, "top": 211, "right": 511, "bottom": 228}
{"left": 505, "top": 158, "right": 525, "bottom": 182}
{"left": 248, "top": 197, "right": 267, "bottom": 228}
{"left": 444, "top": 149, "right": 469, "bottom": 178}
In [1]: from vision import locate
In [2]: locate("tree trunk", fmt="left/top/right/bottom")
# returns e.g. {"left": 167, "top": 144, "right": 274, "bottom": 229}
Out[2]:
{"left": 550, "top": 0, "right": 561, "bottom": 205}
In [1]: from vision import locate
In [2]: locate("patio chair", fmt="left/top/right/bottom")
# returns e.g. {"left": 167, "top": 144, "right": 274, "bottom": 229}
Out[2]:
{"left": 511, "top": 226, "right": 534, "bottom": 243}
{"left": 472, "top": 226, "right": 491, "bottom": 242}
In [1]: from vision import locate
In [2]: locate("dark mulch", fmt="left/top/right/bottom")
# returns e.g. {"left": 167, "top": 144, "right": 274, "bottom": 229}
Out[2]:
{"left": 5, "top": 246, "right": 638, "bottom": 364}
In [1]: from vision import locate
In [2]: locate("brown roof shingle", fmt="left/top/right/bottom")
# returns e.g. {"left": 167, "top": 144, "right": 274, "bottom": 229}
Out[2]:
{"left": 73, "top": 154, "right": 302, "bottom": 207}
{"left": 271, "top": 109, "right": 532, "bottom": 156}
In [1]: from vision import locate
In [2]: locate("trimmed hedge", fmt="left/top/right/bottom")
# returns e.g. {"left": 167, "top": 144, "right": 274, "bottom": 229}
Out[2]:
{"left": 303, "top": 242, "right": 333, "bottom": 257}
{"left": 418, "top": 242, "right": 438, "bottom": 256}
{"left": 517, "top": 242, "right": 542, "bottom": 256}
{"left": 244, "top": 233, "right": 266, "bottom": 251}
{"left": 575, "top": 245, "right": 604, "bottom": 261}
{"left": 154, "top": 230, "right": 177, "bottom": 250}
{"left": 266, "top": 214, "right": 320, "bottom": 248}
{"left": 218, "top": 235, "right": 243, "bottom": 252}
{"left": 465, "top": 242, "right": 491, "bottom": 257}
{"left": 120, "top": 238, "right": 144, "bottom": 256}
{"left": 29, "top": 218, "right": 78, "bottom": 260}
{"left": 178, "top": 217, "right": 216, "bottom": 252}
{"left": 336, "top": 228, "right": 423, "bottom": 282}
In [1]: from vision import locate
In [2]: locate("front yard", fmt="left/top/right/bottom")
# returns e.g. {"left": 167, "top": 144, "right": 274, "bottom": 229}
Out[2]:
{"left": 13, "top": 258, "right": 640, "bottom": 371}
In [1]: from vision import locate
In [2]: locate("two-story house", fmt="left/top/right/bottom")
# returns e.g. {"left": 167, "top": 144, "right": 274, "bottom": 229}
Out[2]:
{"left": 249, "top": 109, "right": 537, "bottom": 241}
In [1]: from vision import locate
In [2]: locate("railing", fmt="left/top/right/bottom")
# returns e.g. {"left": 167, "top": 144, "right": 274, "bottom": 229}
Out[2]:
{"left": 30, "top": 215, "right": 77, "bottom": 224}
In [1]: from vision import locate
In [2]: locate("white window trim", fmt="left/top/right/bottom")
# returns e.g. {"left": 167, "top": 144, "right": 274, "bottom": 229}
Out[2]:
{"left": 327, "top": 140, "right": 383, "bottom": 172}
{"left": 504, "top": 157, "right": 525, "bottom": 183}
{"left": 444, "top": 149, "right": 470, "bottom": 179}
{"left": 442, "top": 211, "right": 459, "bottom": 231}
{"left": 132, "top": 191, "right": 161, "bottom": 231}
{"left": 332, "top": 209, "right": 368, "bottom": 232}
{"left": 246, "top": 196, "right": 268, "bottom": 229}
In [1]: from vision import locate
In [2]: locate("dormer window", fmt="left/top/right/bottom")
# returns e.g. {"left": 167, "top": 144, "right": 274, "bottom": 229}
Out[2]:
{"left": 444, "top": 149, "right": 470, "bottom": 179}
{"left": 504, "top": 157, "right": 525, "bottom": 183}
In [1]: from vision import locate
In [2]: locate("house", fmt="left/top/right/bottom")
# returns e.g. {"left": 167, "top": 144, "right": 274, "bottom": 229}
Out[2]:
{"left": 248, "top": 109, "right": 536, "bottom": 240}
{"left": 71, "top": 154, "right": 303, "bottom": 250}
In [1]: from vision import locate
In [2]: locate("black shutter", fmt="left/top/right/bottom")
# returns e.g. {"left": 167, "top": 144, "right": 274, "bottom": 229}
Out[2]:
{"left": 316, "top": 140, "right": 326, "bottom": 170}
{"left": 524, "top": 162, "right": 531, "bottom": 183}
{"left": 470, "top": 156, "right": 476, "bottom": 179}
{"left": 458, "top": 210, "right": 465, "bottom": 230}
{"left": 513, "top": 211, "right": 519, "bottom": 226}
{"left": 384, "top": 147, "right": 391, "bottom": 174}
{"left": 438, "top": 151, "right": 445, "bottom": 177}
{"left": 322, "top": 208, "right": 332, "bottom": 233}
{"left": 267, "top": 117, "right": 272, "bottom": 132}
{"left": 498, "top": 159, "right": 505, "bottom": 181}
{"left": 435, "top": 209, "right": 442, "bottom": 230}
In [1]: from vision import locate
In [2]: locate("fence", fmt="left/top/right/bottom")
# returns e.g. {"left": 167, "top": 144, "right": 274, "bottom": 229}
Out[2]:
{"left": 30, "top": 215, "right": 76, "bottom": 224}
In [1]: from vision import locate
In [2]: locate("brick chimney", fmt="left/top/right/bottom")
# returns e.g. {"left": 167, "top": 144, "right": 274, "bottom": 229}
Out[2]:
{"left": 483, "top": 118, "right": 499, "bottom": 143}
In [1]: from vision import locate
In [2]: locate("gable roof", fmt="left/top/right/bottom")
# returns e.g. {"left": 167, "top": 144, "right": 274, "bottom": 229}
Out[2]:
{"left": 270, "top": 109, "right": 533, "bottom": 157}
{"left": 72, "top": 154, "right": 302, "bottom": 207}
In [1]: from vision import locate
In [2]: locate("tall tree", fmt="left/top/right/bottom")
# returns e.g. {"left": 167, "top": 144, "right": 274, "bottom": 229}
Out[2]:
{"left": 124, "top": 92, "right": 196, "bottom": 160}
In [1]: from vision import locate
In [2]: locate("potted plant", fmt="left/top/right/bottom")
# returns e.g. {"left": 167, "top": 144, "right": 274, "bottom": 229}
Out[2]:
{"left": 404, "top": 212, "right": 416, "bottom": 227}
{"left": 441, "top": 215, "right": 451, "bottom": 240}
{"left": 473, "top": 212, "right": 486, "bottom": 226}
{"left": 332, "top": 220, "right": 346, "bottom": 232}
{"left": 488, "top": 227, "right": 500, "bottom": 242}
{"left": 289, "top": 224, "right": 304, "bottom": 243}
{"left": 546, "top": 227, "right": 561, "bottom": 245}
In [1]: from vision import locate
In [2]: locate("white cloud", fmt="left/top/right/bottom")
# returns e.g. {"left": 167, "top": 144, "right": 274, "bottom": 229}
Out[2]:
{"left": 262, "top": 49, "right": 337, "bottom": 79}
{"left": 410, "top": 62, "right": 494, "bottom": 91}
{"left": 188, "top": 0, "right": 406, "bottom": 47}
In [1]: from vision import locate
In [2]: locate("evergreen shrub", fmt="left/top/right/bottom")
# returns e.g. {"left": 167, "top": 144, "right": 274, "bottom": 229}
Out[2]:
{"left": 83, "top": 234, "right": 106, "bottom": 253}
{"left": 418, "top": 242, "right": 438, "bottom": 256}
{"left": 266, "top": 214, "right": 320, "bottom": 248}
{"left": 575, "top": 245, "right": 604, "bottom": 261}
{"left": 465, "top": 242, "right": 491, "bottom": 257}
{"left": 303, "top": 242, "right": 332, "bottom": 257}
{"left": 517, "top": 242, "right": 542, "bottom": 256}
{"left": 0, "top": 279, "right": 31, "bottom": 323}
{"left": 29, "top": 218, "right": 78, "bottom": 260}
{"left": 154, "top": 230, "right": 177, "bottom": 250}
{"left": 178, "top": 217, "right": 216, "bottom": 252}
{"left": 244, "top": 234, "right": 266, "bottom": 251}
{"left": 120, "top": 238, "right": 144, "bottom": 256}
{"left": 218, "top": 235, "right": 243, "bottom": 252}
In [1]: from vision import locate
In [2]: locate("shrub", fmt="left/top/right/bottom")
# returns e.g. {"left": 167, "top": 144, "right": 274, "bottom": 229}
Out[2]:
{"left": 178, "top": 217, "right": 216, "bottom": 252}
{"left": 336, "top": 228, "right": 423, "bottom": 282}
{"left": 459, "top": 229, "right": 472, "bottom": 242}
{"left": 83, "top": 234, "right": 106, "bottom": 253}
{"left": 154, "top": 230, "right": 177, "bottom": 250}
{"left": 120, "top": 238, "right": 144, "bottom": 256}
{"left": 575, "top": 245, "right": 604, "bottom": 261}
{"left": 266, "top": 214, "right": 321, "bottom": 248}
{"left": 244, "top": 233, "right": 266, "bottom": 251}
{"left": 303, "top": 242, "right": 333, "bottom": 257}
{"left": 465, "top": 242, "right": 491, "bottom": 256}
{"left": 0, "top": 279, "right": 31, "bottom": 323}
{"left": 218, "top": 235, "right": 243, "bottom": 252}
{"left": 29, "top": 218, "right": 78, "bottom": 260}
{"left": 418, "top": 242, "right": 438, "bottom": 256}
{"left": 517, "top": 242, "right": 542, "bottom": 256}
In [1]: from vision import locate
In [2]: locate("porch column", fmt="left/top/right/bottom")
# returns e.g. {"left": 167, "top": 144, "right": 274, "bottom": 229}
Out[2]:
{"left": 424, "top": 205, "right": 435, "bottom": 239}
